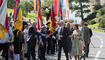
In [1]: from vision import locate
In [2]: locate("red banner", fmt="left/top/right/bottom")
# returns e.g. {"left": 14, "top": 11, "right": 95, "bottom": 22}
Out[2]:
{"left": 0, "top": 0, "right": 3, "bottom": 6}
{"left": 37, "top": 0, "right": 43, "bottom": 30}
{"left": 54, "top": 0, "right": 58, "bottom": 15}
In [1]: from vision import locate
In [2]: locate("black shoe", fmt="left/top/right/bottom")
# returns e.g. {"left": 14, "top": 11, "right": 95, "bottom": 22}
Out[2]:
{"left": 70, "top": 56, "right": 72, "bottom": 59}
{"left": 66, "top": 59, "right": 69, "bottom": 60}
{"left": 44, "top": 58, "right": 47, "bottom": 60}
{"left": 51, "top": 52, "right": 55, "bottom": 54}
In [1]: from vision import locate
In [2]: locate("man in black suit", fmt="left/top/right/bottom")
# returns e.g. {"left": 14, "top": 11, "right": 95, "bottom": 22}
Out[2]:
{"left": 46, "top": 22, "right": 51, "bottom": 54}
{"left": 27, "top": 22, "right": 40, "bottom": 60}
{"left": 57, "top": 21, "right": 69, "bottom": 60}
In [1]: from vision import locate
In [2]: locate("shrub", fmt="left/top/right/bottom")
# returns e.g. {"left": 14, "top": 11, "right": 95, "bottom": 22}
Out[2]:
{"left": 89, "top": 19, "right": 96, "bottom": 24}
{"left": 99, "top": 18, "right": 105, "bottom": 28}
{"left": 97, "top": 7, "right": 105, "bottom": 17}
{"left": 93, "top": 3, "right": 102, "bottom": 10}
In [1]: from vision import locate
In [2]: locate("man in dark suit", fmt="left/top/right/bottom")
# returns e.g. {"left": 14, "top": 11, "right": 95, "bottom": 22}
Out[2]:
{"left": 46, "top": 22, "right": 51, "bottom": 54}
{"left": 81, "top": 21, "right": 91, "bottom": 58}
{"left": 57, "top": 21, "right": 69, "bottom": 60}
{"left": 27, "top": 22, "right": 40, "bottom": 60}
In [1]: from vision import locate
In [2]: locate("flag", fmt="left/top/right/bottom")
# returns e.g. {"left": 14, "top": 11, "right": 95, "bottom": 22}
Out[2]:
{"left": 0, "top": 0, "right": 9, "bottom": 42}
{"left": 59, "top": 0, "right": 62, "bottom": 20}
{"left": 14, "top": 0, "right": 23, "bottom": 31}
{"left": 54, "top": 0, "right": 58, "bottom": 15}
{"left": 37, "top": 0, "right": 43, "bottom": 30}
{"left": 13, "top": 0, "right": 19, "bottom": 20}
{"left": 66, "top": 0, "right": 69, "bottom": 10}
{"left": 57, "top": 0, "right": 59, "bottom": 14}
{"left": 33, "top": 0, "right": 38, "bottom": 11}
{"left": 66, "top": 0, "right": 70, "bottom": 21}
{"left": 50, "top": 0, "right": 56, "bottom": 33}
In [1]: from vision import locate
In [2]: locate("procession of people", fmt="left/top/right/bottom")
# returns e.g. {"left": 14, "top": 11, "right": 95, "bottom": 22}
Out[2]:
{"left": 0, "top": 0, "right": 94, "bottom": 60}
{"left": 0, "top": 15, "right": 93, "bottom": 60}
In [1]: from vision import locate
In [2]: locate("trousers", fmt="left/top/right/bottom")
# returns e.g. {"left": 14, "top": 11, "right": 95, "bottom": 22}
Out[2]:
{"left": 58, "top": 40, "right": 69, "bottom": 60}
{"left": 27, "top": 42, "right": 36, "bottom": 60}
{"left": 0, "top": 43, "right": 9, "bottom": 60}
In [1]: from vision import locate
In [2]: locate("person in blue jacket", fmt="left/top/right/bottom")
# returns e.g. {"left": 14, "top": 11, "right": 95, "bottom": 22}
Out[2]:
{"left": 39, "top": 26, "right": 48, "bottom": 60}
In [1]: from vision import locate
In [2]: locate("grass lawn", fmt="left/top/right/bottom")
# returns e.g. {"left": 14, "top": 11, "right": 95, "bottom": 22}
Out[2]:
{"left": 8, "top": 8, "right": 36, "bottom": 22}
{"left": 8, "top": 8, "right": 46, "bottom": 23}
{"left": 8, "top": 8, "right": 14, "bottom": 13}
{"left": 26, "top": 13, "right": 36, "bottom": 22}
{"left": 88, "top": 23, "right": 105, "bottom": 33}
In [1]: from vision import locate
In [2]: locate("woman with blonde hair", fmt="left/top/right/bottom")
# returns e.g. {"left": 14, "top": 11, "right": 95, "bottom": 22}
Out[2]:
{"left": 65, "top": 22, "right": 74, "bottom": 59}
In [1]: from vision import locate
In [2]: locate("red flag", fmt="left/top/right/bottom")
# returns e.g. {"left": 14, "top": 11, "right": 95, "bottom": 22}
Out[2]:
{"left": 5, "top": 14, "right": 9, "bottom": 30}
{"left": 37, "top": 0, "right": 43, "bottom": 30}
{"left": 0, "top": 0, "right": 3, "bottom": 6}
{"left": 54, "top": 0, "right": 58, "bottom": 15}
{"left": 13, "top": 0, "right": 19, "bottom": 20}
{"left": 50, "top": 0, "right": 56, "bottom": 33}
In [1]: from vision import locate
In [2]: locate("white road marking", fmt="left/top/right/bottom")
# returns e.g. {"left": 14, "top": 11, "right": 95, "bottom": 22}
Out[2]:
{"left": 94, "top": 35, "right": 104, "bottom": 60}
{"left": 100, "top": 39, "right": 103, "bottom": 48}
{"left": 94, "top": 51, "right": 101, "bottom": 60}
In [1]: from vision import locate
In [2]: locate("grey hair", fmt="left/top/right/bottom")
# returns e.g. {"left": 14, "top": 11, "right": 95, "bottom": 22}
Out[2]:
{"left": 60, "top": 20, "right": 65, "bottom": 24}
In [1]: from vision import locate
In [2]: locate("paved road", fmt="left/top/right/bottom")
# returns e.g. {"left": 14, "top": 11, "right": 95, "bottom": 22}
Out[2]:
{"left": 46, "top": 31, "right": 105, "bottom": 60}
{"left": 0, "top": 31, "right": 105, "bottom": 60}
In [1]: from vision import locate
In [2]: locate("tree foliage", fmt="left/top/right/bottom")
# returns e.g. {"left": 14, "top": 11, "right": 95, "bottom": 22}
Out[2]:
{"left": 71, "top": 0, "right": 90, "bottom": 21}
{"left": 89, "top": 18, "right": 97, "bottom": 24}
{"left": 93, "top": 3, "right": 102, "bottom": 10}
{"left": 7, "top": 0, "right": 15, "bottom": 9}
{"left": 21, "top": 1, "right": 34, "bottom": 17}
{"left": 41, "top": 0, "right": 51, "bottom": 21}
{"left": 85, "top": 11, "right": 97, "bottom": 21}
{"left": 96, "top": 7, "right": 105, "bottom": 18}
{"left": 99, "top": 18, "right": 105, "bottom": 28}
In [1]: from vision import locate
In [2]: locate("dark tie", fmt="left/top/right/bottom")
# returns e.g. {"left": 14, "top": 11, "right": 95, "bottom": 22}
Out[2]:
{"left": 60, "top": 27, "right": 63, "bottom": 35}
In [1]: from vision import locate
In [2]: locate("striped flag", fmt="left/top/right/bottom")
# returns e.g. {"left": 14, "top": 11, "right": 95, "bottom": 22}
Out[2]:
{"left": 59, "top": 0, "right": 62, "bottom": 20}
{"left": 50, "top": 0, "right": 56, "bottom": 33}
{"left": 14, "top": 0, "right": 23, "bottom": 31}
{"left": 13, "top": 0, "right": 19, "bottom": 20}
{"left": 0, "top": 0, "right": 9, "bottom": 42}
{"left": 37, "top": 0, "right": 43, "bottom": 30}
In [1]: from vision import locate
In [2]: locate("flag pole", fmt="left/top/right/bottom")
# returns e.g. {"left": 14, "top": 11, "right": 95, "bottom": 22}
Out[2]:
{"left": 34, "top": 11, "right": 37, "bottom": 22}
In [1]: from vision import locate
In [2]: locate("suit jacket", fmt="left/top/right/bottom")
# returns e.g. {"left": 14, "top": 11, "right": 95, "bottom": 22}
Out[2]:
{"left": 81, "top": 26, "right": 90, "bottom": 42}
{"left": 28, "top": 26, "right": 40, "bottom": 44}
{"left": 60, "top": 27, "right": 68, "bottom": 40}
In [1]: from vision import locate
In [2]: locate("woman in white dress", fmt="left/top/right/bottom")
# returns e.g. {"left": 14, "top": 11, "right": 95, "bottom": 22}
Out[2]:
{"left": 71, "top": 24, "right": 82, "bottom": 60}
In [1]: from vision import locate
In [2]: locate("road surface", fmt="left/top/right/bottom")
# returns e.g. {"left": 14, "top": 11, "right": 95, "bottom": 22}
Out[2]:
{"left": 0, "top": 31, "right": 105, "bottom": 60}
{"left": 46, "top": 31, "right": 105, "bottom": 60}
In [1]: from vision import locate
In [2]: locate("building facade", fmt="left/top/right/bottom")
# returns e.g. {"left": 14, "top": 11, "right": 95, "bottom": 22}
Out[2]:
{"left": 89, "top": 0, "right": 105, "bottom": 13}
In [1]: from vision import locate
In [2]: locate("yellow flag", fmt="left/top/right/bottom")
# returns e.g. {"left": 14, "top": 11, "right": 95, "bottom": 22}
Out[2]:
{"left": 0, "top": 24, "right": 8, "bottom": 40}
{"left": 15, "top": 4, "right": 23, "bottom": 31}
{"left": 33, "top": 0, "right": 37, "bottom": 10}
{"left": 66, "top": 0, "right": 69, "bottom": 10}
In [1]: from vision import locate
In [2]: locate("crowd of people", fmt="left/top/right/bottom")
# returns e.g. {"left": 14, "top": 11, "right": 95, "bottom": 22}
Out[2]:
{"left": 0, "top": 13, "right": 93, "bottom": 60}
